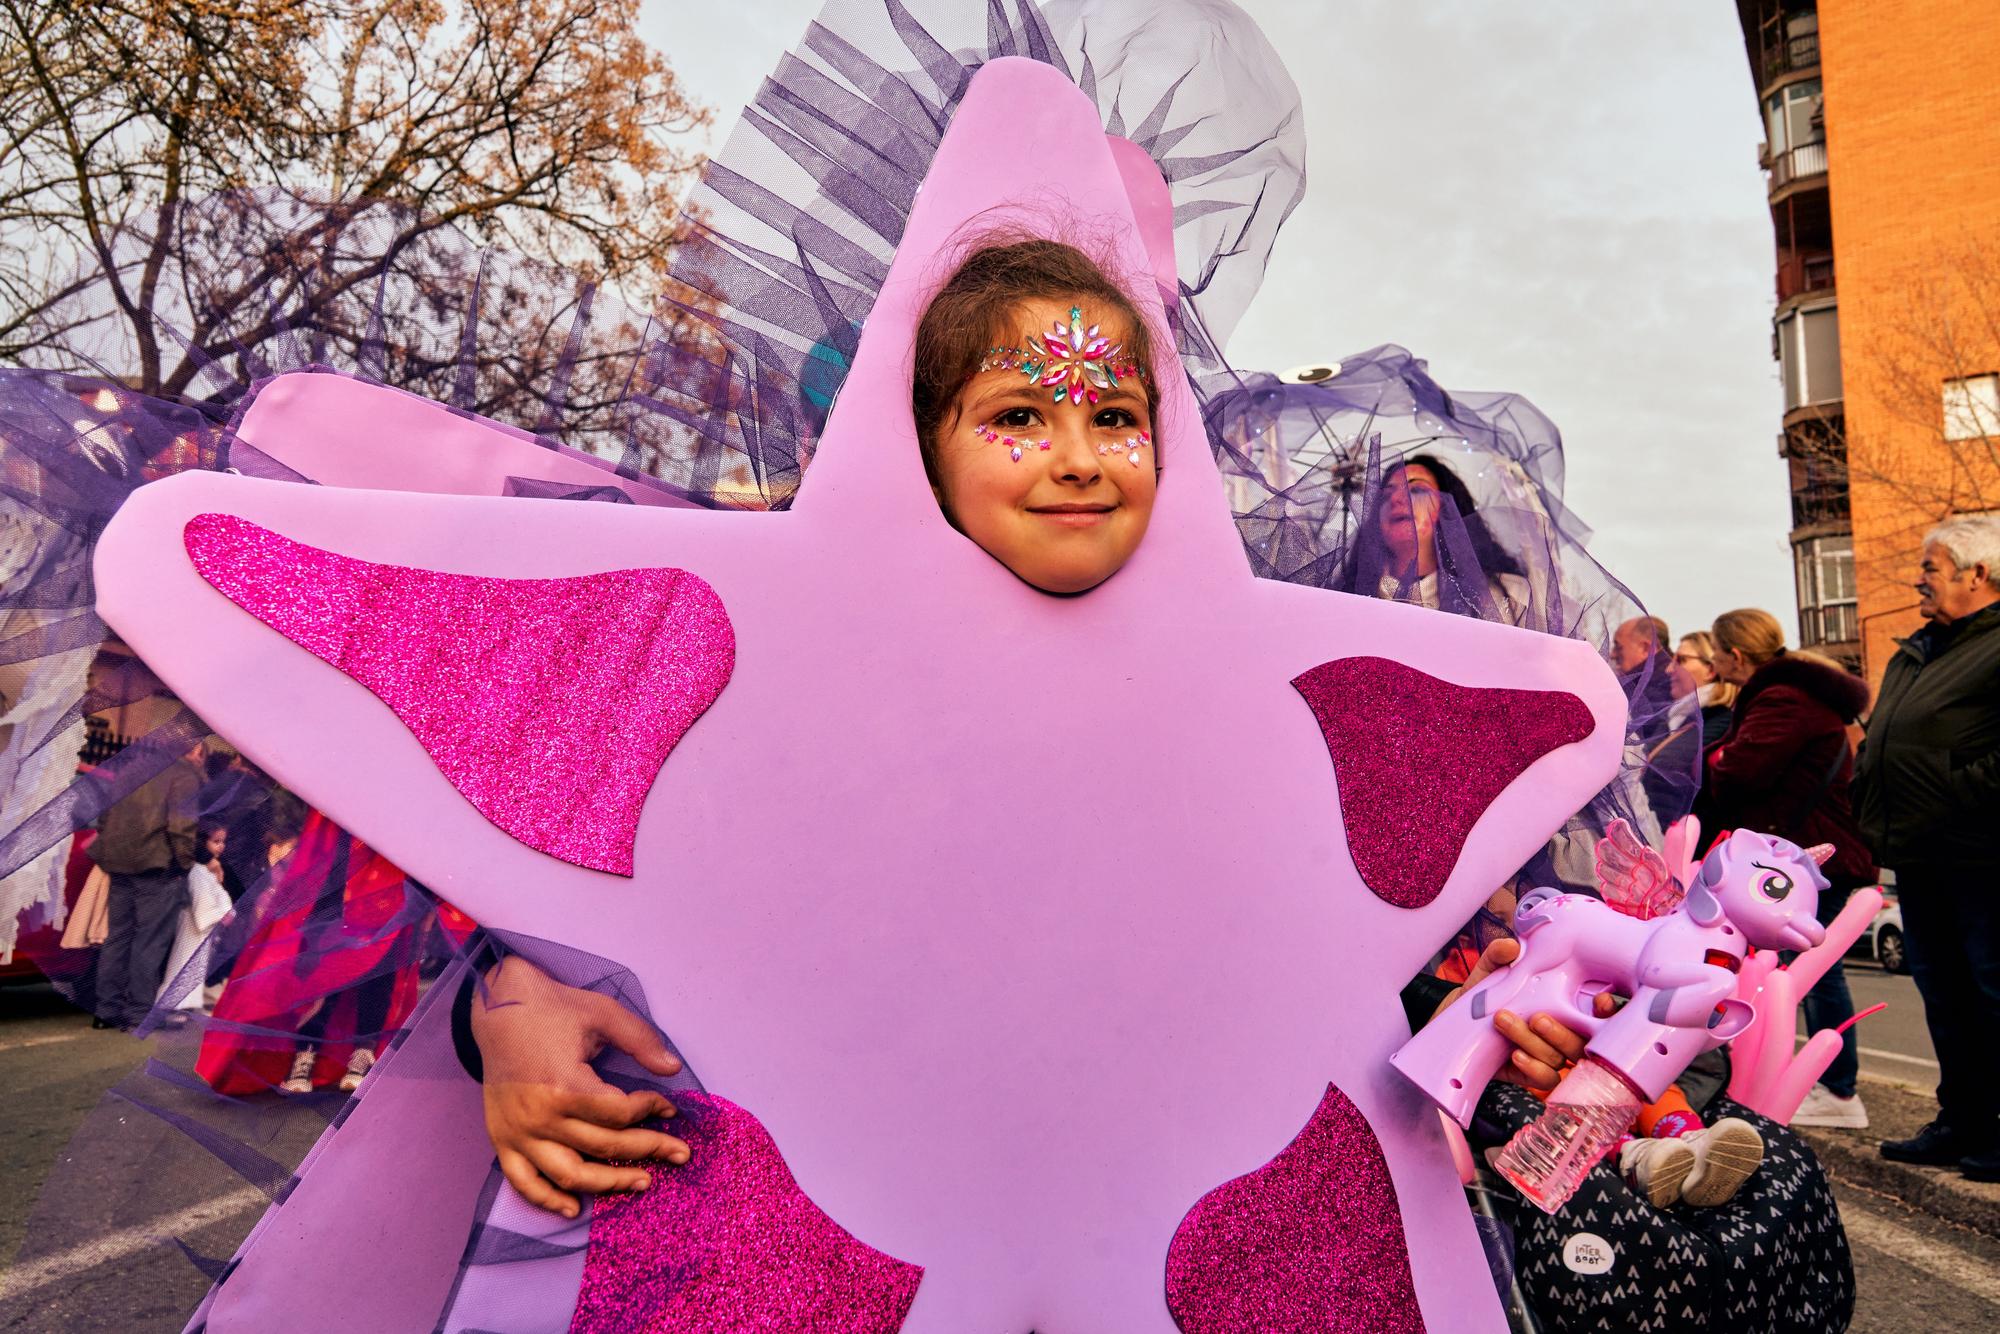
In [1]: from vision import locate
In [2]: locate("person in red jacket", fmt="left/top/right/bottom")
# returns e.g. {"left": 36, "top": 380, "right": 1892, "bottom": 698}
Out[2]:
{"left": 1708, "top": 607, "right": 1876, "bottom": 1128}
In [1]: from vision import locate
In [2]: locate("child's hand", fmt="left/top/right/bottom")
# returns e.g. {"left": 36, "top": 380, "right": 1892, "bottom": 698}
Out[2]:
{"left": 470, "top": 955, "right": 690, "bottom": 1218}
{"left": 1432, "top": 938, "right": 1620, "bottom": 1092}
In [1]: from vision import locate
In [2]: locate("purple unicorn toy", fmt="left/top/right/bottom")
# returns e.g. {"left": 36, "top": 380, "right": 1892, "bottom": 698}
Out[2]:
{"left": 1391, "top": 826, "right": 1833, "bottom": 1211}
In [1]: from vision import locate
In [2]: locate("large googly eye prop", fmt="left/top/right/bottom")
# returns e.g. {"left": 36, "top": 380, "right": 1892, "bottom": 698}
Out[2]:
{"left": 1752, "top": 862, "right": 1794, "bottom": 902}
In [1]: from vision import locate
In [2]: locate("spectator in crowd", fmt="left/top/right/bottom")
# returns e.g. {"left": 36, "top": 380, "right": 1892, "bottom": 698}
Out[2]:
{"left": 1855, "top": 515, "right": 2000, "bottom": 1180}
{"left": 1708, "top": 609, "right": 1874, "bottom": 1128}
{"left": 1674, "top": 630, "right": 1737, "bottom": 749}
{"left": 89, "top": 740, "right": 205, "bottom": 1030}
{"left": 1612, "top": 616, "right": 1697, "bottom": 829}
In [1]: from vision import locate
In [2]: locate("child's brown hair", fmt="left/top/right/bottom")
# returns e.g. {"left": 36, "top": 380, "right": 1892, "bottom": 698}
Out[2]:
{"left": 911, "top": 238, "right": 1161, "bottom": 493}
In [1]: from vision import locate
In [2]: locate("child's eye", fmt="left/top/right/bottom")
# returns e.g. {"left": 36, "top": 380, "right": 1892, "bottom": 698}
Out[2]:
{"left": 991, "top": 407, "right": 1039, "bottom": 429}
{"left": 1094, "top": 408, "right": 1141, "bottom": 429}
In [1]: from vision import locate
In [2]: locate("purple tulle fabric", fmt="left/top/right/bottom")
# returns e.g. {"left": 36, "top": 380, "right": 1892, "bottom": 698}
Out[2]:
{"left": 0, "top": 1, "right": 1690, "bottom": 1327}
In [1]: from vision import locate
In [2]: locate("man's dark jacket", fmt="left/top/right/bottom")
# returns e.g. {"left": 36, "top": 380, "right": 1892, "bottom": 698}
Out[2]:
{"left": 1855, "top": 603, "right": 2000, "bottom": 870}
{"left": 1706, "top": 651, "right": 1875, "bottom": 889}
{"left": 92, "top": 758, "right": 201, "bottom": 875}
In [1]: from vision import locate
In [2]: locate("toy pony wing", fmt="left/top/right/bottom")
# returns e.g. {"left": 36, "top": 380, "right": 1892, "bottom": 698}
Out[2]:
{"left": 1593, "top": 817, "right": 1687, "bottom": 920}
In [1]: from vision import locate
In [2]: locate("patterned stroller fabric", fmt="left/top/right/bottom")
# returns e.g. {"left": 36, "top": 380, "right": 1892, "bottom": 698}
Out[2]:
{"left": 1477, "top": 1083, "right": 1855, "bottom": 1334}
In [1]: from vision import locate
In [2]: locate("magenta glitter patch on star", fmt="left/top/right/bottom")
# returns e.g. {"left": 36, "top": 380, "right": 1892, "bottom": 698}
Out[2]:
{"left": 572, "top": 1092, "right": 922, "bottom": 1333}
{"left": 184, "top": 513, "right": 734, "bottom": 876}
{"left": 1291, "top": 655, "right": 1592, "bottom": 909}
{"left": 1166, "top": 1083, "right": 1426, "bottom": 1334}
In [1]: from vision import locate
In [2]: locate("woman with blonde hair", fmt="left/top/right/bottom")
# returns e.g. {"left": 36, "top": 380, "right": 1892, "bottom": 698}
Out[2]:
{"left": 1708, "top": 607, "right": 1875, "bottom": 1127}
{"left": 1674, "top": 629, "right": 1736, "bottom": 749}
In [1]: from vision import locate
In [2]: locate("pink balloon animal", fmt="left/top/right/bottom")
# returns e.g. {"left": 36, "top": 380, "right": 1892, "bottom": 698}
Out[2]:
{"left": 1391, "top": 824, "right": 1834, "bottom": 1211}
{"left": 1726, "top": 884, "right": 1885, "bottom": 1122}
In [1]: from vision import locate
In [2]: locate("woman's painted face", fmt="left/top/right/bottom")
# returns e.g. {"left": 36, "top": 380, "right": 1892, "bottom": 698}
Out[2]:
{"left": 929, "top": 296, "right": 1157, "bottom": 595}
{"left": 1380, "top": 462, "right": 1442, "bottom": 565}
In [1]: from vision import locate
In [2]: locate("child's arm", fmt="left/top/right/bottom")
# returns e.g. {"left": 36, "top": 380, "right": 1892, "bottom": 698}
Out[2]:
{"left": 459, "top": 955, "right": 691, "bottom": 1217}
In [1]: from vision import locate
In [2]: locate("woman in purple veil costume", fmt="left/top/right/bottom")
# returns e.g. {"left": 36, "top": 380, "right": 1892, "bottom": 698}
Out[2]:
{"left": 0, "top": 2, "right": 1695, "bottom": 1329}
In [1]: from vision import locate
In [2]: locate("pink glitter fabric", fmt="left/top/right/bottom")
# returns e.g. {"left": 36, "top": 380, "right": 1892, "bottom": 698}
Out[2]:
{"left": 1165, "top": 1083, "right": 1426, "bottom": 1334}
{"left": 572, "top": 1092, "right": 922, "bottom": 1333}
{"left": 184, "top": 513, "right": 734, "bottom": 875}
{"left": 1291, "top": 656, "right": 1592, "bottom": 909}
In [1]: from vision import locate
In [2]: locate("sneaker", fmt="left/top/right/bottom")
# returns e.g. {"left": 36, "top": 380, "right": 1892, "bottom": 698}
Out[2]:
{"left": 280, "top": 1047, "right": 316, "bottom": 1095}
{"left": 1791, "top": 1084, "right": 1869, "bottom": 1129}
{"left": 338, "top": 1048, "right": 375, "bottom": 1093}
{"left": 1881, "top": 1119, "right": 1973, "bottom": 1166}
{"left": 1682, "top": 1119, "right": 1765, "bottom": 1207}
{"left": 1618, "top": 1136, "right": 1695, "bottom": 1208}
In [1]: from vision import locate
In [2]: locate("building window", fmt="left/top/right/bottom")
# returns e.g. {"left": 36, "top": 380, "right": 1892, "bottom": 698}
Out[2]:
{"left": 1944, "top": 373, "right": 1999, "bottom": 441}
{"left": 1796, "top": 533, "right": 1858, "bottom": 647}
{"left": 1764, "top": 78, "right": 1826, "bottom": 184}
{"left": 1777, "top": 301, "right": 1841, "bottom": 410}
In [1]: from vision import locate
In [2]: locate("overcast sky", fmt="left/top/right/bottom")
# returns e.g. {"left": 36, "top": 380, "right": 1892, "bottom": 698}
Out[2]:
{"left": 646, "top": 0, "right": 1795, "bottom": 642}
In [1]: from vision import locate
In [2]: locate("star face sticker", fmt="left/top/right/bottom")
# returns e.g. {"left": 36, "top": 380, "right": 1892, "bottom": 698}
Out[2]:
{"left": 95, "top": 61, "right": 1623, "bottom": 1333}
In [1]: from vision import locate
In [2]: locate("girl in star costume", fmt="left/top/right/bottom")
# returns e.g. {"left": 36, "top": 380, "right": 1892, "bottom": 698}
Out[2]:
{"left": 0, "top": 2, "right": 1844, "bottom": 1331}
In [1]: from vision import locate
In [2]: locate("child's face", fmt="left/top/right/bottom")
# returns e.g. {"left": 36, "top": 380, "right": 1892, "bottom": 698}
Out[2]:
{"left": 206, "top": 829, "right": 227, "bottom": 859}
{"left": 930, "top": 297, "right": 1157, "bottom": 594}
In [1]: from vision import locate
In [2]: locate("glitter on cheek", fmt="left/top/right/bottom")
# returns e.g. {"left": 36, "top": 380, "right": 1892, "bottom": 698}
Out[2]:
{"left": 573, "top": 1092, "right": 923, "bottom": 1333}
{"left": 1291, "top": 656, "right": 1593, "bottom": 910}
{"left": 183, "top": 513, "right": 736, "bottom": 876}
{"left": 1165, "top": 1083, "right": 1427, "bottom": 1334}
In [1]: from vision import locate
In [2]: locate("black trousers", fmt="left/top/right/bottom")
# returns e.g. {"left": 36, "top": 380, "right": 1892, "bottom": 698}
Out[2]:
{"left": 95, "top": 867, "right": 188, "bottom": 1027}
{"left": 1897, "top": 865, "right": 2000, "bottom": 1143}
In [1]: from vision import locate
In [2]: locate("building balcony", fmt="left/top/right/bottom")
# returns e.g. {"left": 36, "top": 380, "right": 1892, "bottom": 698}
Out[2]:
{"left": 1775, "top": 252, "right": 1834, "bottom": 304}
{"left": 1765, "top": 140, "right": 1828, "bottom": 191}
{"left": 1761, "top": 29, "right": 1820, "bottom": 87}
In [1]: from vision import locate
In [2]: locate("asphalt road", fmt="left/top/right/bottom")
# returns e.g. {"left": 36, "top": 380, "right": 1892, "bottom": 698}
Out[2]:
{"left": 1840, "top": 960, "right": 1941, "bottom": 1088}
{"left": 1, "top": 976, "right": 1992, "bottom": 1332}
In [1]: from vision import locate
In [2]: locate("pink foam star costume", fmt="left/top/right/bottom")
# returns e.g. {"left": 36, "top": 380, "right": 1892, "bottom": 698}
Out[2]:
{"left": 94, "top": 60, "right": 1624, "bottom": 1333}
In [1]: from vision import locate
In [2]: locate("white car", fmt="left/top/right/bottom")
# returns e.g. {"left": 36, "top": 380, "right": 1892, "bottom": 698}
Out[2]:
{"left": 1846, "top": 892, "right": 1908, "bottom": 974}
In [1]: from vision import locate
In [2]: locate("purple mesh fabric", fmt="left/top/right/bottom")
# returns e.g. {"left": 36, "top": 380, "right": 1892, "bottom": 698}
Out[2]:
{"left": 0, "top": 2, "right": 1680, "bottom": 1327}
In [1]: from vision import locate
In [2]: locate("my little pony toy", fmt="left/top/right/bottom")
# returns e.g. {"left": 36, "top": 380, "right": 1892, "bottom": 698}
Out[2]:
{"left": 1392, "top": 823, "right": 1833, "bottom": 1211}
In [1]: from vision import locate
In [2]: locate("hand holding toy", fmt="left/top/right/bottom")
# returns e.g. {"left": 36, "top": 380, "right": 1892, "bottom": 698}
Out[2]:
{"left": 1391, "top": 822, "right": 1834, "bottom": 1212}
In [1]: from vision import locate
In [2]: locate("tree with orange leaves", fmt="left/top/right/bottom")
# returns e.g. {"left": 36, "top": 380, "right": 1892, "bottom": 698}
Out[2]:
{"left": 0, "top": 0, "right": 708, "bottom": 433}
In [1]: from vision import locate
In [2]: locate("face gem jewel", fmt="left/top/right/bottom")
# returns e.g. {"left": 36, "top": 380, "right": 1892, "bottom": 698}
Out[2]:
{"left": 1010, "top": 446, "right": 1023, "bottom": 462}
{"left": 1002, "top": 437, "right": 1014, "bottom": 447}
{"left": 1039, "top": 441, "right": 1051, "bottom": 450}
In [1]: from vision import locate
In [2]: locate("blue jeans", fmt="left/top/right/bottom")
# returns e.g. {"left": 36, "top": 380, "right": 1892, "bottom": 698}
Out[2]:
{"left": 1784, "top": 886, "right": 1859, "bottom": 1099}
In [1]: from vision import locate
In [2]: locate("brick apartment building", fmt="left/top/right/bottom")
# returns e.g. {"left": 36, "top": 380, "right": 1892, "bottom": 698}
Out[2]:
{"left": 1735, "top": 1, "right": 2000, "bottom": 685}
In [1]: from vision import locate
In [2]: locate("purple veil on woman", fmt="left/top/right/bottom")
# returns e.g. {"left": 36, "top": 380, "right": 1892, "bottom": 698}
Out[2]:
{"left": 0, "top": 0, "right": 1686, "bottom": 1326}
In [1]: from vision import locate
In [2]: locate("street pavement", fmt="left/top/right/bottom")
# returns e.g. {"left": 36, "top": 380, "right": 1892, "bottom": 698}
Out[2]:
{"left": 2, "top": 971, "right": 1995, "bottom": 1331}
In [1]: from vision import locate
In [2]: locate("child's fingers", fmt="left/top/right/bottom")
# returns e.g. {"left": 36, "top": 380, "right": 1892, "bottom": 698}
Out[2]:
{"left": 499, "top": 1147, "right": 579, "bottom": 1218}
{"left": 555, "top": 1118, "right": 690, "bottom": 1166}
{"left": 1493, "top": 1010, "right": 1568, "bottom": 1072}
{"left": 1527, "top": 1013, "right": 1589, "bottom": 1064}
{"left": 1462, "top": 938, "right": 1521, "bottom": 989}
{"left": 524, "top": 1140, "right": 653, "bottom": 1198}
{"left": 586, "top": 995, "right": 683, "bottom": 1077}
{"left": 564, "top": 1086, "right": 674, "bottom": 1129}
{"left": 1503, "top": 1049, "right": 1563, "bottom": 1091}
